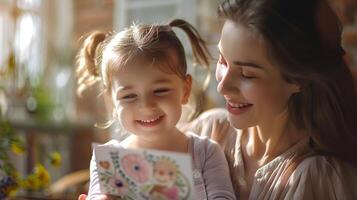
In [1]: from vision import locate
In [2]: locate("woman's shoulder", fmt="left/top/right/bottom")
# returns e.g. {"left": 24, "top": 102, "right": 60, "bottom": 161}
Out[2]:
{"left": 184, "top": 108, "right": 238, "bottom": 148}
{"left": 185, "top": 108, "right": 232, "bottom": 135}
{"left": 296, "top": 155, "right": 357, "bottom": 177}
{"left": 286, "top": 155, "right": 357, "bottom": 199}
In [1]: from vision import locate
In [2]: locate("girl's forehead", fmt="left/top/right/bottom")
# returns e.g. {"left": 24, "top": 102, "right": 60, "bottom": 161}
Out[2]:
{"left": 111, "top": 54, "right": 184, "bottom": 79}
{"left": 110, "top": 62, "right": 181, "bottom": 87}
{"left": 113, "top": 48, "right": 177, "bottom": 67}
{"left": 114, "top": 58, "right": 176, "bottom": 75}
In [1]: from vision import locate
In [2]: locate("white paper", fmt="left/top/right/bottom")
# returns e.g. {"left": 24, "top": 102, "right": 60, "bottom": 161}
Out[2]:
{"left": 94, "top": 145, "right": 195, "bottom": 200}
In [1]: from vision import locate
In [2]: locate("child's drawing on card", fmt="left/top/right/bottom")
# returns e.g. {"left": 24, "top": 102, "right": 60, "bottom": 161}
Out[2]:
{"left": 150, "top": 158, "right": 180, "bottom": 199}
{"left": 95, "top": 145, "right": 194, "bottom": 200}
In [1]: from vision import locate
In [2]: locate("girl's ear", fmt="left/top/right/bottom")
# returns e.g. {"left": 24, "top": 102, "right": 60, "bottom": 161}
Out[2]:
{"left": 182, "top": 74, "right": 192, "bottom": 104}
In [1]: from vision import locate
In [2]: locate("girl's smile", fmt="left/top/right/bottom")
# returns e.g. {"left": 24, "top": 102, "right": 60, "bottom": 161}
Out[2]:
{"left": 135, "top": 115, "right": 165, "bottom": 127}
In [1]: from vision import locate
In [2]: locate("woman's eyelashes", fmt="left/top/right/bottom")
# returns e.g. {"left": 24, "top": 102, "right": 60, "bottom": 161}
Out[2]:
{"left": 241, "top": 70, "right": 256, "bottom": 79}
{"left": 217, "top": 61, "right": 257, "bottom": 79}
{"left": 218, "top": 55, "right": 256, "bottom": 79}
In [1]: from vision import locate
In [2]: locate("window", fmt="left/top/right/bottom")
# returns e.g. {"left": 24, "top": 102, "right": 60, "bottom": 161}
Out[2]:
{"left": 0, "top": 0, "right": 44, "bottom": 88}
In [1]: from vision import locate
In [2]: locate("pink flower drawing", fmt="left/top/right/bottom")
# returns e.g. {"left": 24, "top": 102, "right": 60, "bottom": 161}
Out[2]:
{"left": 121, "top": 153, "right": 151, "bottom": 183}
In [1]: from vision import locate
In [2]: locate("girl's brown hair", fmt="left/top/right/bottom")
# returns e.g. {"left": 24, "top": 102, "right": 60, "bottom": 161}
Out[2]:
{"left": 76, "top": 19, "right": 211, "bottom": 122}
{"left": 218, "top": 0, "right": 357, "bottom": 165}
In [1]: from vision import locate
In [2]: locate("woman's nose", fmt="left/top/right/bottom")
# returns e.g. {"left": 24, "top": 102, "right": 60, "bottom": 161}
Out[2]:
{"left": 216, "top": 65, "right": 237, "bottom": 95}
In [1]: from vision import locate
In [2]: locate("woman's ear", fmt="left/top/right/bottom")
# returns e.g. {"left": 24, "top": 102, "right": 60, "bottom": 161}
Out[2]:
{"left": 182, "top": 74, "right": 192, "bottom": 104}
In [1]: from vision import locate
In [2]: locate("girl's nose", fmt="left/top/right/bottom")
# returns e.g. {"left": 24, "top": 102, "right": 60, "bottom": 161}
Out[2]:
{"left": 138, "top": 96, "right": 157, "bottom": 112}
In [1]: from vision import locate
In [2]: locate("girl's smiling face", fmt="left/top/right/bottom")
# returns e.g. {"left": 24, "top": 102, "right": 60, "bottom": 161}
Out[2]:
{"left": 216, "top": 20, "right": 299, "bottom": 129}
{"left": 111, "top": 59, "right": 191, "bottom": 138}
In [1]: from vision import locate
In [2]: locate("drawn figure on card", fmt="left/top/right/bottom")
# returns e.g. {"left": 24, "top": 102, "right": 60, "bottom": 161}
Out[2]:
{"left": 149, "top": 158, "right": 180, "bottom": 200}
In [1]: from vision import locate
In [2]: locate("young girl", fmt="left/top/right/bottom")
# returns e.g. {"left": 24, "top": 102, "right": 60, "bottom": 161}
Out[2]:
{"left": 76, "top": 19, "right": 236, "bottom": 200}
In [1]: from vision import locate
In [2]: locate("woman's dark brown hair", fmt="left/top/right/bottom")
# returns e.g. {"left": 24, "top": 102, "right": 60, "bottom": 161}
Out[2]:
{"left": 218, "top": 0, "right": 357, "bottom": 165}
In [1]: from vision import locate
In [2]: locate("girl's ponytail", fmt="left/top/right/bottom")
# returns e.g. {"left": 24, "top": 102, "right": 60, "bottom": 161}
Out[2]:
{"left": 76, "top": 31, "right": 107, "bottom": 96}
{"left": 168, "top": 19, "right": 211, "bottom": 120}
{"left": 169, "top": 19, "right": 211, "bottom": 89}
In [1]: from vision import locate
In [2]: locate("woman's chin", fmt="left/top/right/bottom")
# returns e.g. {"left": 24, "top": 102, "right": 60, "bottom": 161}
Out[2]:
{"left": 227, "top": 116, "right": 253, "bottom": 130}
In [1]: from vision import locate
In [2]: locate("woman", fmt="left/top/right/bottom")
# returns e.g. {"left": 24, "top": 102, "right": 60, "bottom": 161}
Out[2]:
{"left": 79, "top": 0, "right": 357, "bottom": 199}
{"left": 185, "top": 0, "right": 357, "bottom": 199}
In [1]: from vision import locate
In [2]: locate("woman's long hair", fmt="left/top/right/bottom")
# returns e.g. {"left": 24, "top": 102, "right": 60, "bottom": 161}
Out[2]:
{"left": 218, "top": 0, "right": 357, "bottom": 165}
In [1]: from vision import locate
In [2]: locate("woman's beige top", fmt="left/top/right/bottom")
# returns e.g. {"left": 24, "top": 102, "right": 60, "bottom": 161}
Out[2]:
{"left": 184, "top": 108, "right": 357, "bottom": 200}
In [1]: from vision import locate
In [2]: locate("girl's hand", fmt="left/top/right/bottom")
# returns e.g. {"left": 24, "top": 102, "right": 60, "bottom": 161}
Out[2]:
{"left": 78, "top": 194, "right": 87, "bottom": 200}
{"left": 78, "top": 194, "right": 120, "bottom": 200}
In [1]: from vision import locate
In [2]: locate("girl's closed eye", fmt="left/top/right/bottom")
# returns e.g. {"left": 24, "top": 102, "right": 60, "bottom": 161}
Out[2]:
{"left": 120, "top": 94, "right": 137, "bottom": 102}
{"left": 154, "top": 88, "right": 171, "bottom": 96}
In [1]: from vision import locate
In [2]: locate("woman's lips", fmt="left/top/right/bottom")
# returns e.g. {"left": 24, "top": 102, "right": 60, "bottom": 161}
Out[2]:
{"left": 226, "top": 102, "right": 253, "bottom": 115}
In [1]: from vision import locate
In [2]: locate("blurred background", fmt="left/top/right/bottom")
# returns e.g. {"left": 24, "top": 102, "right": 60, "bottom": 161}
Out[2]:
{"left": 0, "top": 0, "right": 356, "bottom": 199}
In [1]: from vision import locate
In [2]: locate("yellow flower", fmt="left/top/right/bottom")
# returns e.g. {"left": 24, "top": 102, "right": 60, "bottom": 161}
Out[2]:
{"left": 21, "top": 163, "right": 51, "bottom": 191}
{"left": 21, "top": 174, "right": 41, "bottom": 191}
{"left": 34, "top": 163, "right": 51, "bottom": 188}
{"left": 49, "top": 152, "right": 61, "bottom": 167}
{"left": 11, "top": 141, "right": 25, "bottom": 155}
{"left": 10, "top": 169, "right": 20, "bottom": 179}
{"left": 8, "top": 188, "right": 18, "bottom": 197}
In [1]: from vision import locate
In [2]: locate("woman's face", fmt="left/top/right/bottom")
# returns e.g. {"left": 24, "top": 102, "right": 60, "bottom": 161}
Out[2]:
{"left": 216, "top": 20, "right": 299, "bottom": 129}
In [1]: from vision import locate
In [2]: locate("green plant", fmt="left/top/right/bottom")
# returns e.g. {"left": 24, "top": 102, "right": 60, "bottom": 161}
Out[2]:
{"left": 0, "top": 112, "right": 61, "bottom": 198}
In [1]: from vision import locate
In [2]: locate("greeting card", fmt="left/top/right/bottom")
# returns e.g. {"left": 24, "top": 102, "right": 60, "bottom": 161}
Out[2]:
{"left": 94, "top": 144, "right": 195, "bottom": 200}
